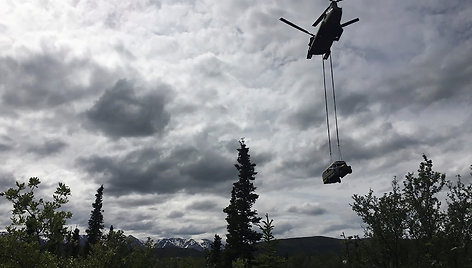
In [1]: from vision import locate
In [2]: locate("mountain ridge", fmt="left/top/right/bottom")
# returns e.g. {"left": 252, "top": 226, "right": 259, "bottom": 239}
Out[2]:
{"left": 131, "top": 235, "right": 344, "bottom": 255}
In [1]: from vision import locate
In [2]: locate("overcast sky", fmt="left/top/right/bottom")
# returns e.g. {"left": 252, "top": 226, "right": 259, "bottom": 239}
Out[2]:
{"left": 0, "top": 0, "right": 471, "bottom": 241}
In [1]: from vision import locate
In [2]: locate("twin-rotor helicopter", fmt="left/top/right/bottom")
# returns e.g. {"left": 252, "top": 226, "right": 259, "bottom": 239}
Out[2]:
{"left": 280, "top": 0, "right": 358, "bottom": 184}
{"left": 280, "top": 0, "right": 359, "bottom": 60}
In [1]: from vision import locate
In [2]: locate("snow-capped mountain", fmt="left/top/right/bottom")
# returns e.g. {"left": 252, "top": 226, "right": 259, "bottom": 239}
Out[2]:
{"left": 155, "top": 238, "right": 211, "bottom": 252}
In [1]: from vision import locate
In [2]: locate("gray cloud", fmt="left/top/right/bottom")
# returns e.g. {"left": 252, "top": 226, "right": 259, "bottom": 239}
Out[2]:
{"left": 273, "top": 222, "right": 295, "bottom": 236}
{"left": 163, "top": 224, "right": 209, "bottom": 237}
{"left": 287, "top": 203, "right": 327, "bottom": 216}
{"left": 27, "top": 139, "right": 68, "bottom": 156}
{"left": 286, "top": 102, "right": 325, "bottom": 131}
{"left": 85, "top": 79, "right": 172, "bottom": 138}
{"left": 0, "top": 143, "right": 11, "bottom": 152}
{"left": 77, "top": 145, "right": 235, "bottom": 196}
{"left": 322, "top": 223, "right": 360, "bottom": 234}
{"left": 111, "top": 194, "right": 170, "bottom": 208}
{"left": 0, "top": 52, "right": 108, "bottom": 111}
{"left": 167, "top": 211, "right": 184, "bottom": 219}
{"left": 120, "top": 221, "right": 155, "bottom": 232}
{"left": 186, "top": 200, "right": 218, "bottom": 211}
{"left": 0, "top": 171, "right": 15, "bottom": 192}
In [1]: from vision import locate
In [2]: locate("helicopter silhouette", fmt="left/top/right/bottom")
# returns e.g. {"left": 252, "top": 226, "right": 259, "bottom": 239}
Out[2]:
{"left": 280, "top": 0, "right": 359, "bottom": 60}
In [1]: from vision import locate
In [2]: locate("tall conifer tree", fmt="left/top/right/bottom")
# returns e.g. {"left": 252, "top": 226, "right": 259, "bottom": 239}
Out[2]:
{"left": 86, "top": 185, "right": 104, "bottom": 249}
{"left": 223, "top": 139, "right": 262, "bottom": 265}
{"left": 207, "top": 234, "right": 223, "bottom": 268}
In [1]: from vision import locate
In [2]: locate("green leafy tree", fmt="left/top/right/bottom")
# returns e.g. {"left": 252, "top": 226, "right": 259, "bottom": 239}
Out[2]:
{"left": 445, "top": 171, "right": 472, "bottom": 266}
{"left": 351, "top": 156, "right": 472, "bottom": 267}
{"left": 0, "top": 177, "right": 72, "bottom": 255}
{"left": 223, "top": 139, "right": 262, "bottom": 266}
{"left": 85, "top": 184, "right": 104, "bottom": 253}
{"left": 403, "top": 155, "right": 446, "bottom": 266}
{"left": 0, "top": 234, "right": 59, "bottom": 268}
{"left": 351, "top": 177, "right": 407, "bottom": 267}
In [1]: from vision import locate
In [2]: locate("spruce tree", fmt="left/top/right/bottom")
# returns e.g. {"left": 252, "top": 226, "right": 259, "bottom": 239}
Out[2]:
{"left": 86, "top": 185, "right": 104, "bottom": 250}
{"left": 70, "top": 227, "right": 81, "bottom": 257}
{"left": 207, "top": 234, "right": 223, "bottom": 268}
{"left": 256, "top": 213, "right": 284, "bottom": 267}
{"left": 223, "top": 139, "right": 262, "bottom": 265}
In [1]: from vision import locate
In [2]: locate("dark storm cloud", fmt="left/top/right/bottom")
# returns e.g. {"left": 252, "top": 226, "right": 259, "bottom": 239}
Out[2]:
{"left": 120, "top": 221, "right": 154, "bottom": 232}
{"left": 322, "top": 223, "right": 360, "bottom": 234}
{"left": 0, "top": 171, "right": 15, "bottom": 191}
{"left": 287, "top": 203, "right": 327, "bottom": 216}
{"left": 252, "top": 151, "right": 273, "bottom": 167}
{"left": 85, "top": 79, "right": 171, "bottom": 138}
{"left": 78, "top": 145, "right": 235, "bottom": 196}
{"left": 341, "top": 123, "right": 419, "bottom": 161}
{"left": 352, "top": 32, "right": 472, "bottom": 116}
{"left": 0, "top": 172, "right": 15, "bottom": 208}
{"left": 186, "top": 200, "right": 218, "bottom": 211}
{"left": 27, "top": 139, "right": 68, "bottom": 156}
{"left": 277, "top": 144, "right": 328, "bottom": 179}
{"left": 0, "top": 143, "right": 11, "bottom": 152}
{"left": 167, "top": 211, "right": 184, "bottom": 219}
{"left": 0, "top": 51, "right": 108, "bottom": 111}
{"left": 112, "top": 194, "right": 170, "bottom": 207}
{"left": 336, "top": 92, "right": 371, "bottom": 116}
{"left": 334, "top": 52, "right": 472, "bottom": 120}
{"left": 273, "top": 222, "right": 295, "bottom": 236}
{"left": 164, "top": 224, "right": 208, "bottom": 236}
{"left": 378, "top": 56, "right": 472, "bottom": 113}
{"left": 287, "top": 105, "right": 325, "bottom": 131}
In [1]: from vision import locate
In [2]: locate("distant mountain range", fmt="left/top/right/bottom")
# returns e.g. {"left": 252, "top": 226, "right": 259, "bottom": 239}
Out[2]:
{"left": 154, "top": 237, "right": 212, "bottom": 252}
{"left": 1, "top": 231, "right": 344, "bottom": 258}
{"left": 71, "top": 234, "right": 211, "bottom": 252}
{"left": 132, "top": 235, "right": 343, "bottom": 257}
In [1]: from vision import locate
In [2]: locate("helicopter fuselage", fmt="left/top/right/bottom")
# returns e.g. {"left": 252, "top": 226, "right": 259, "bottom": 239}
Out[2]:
{"left": 307, "top": 6, "right": 343, "bottom": 59}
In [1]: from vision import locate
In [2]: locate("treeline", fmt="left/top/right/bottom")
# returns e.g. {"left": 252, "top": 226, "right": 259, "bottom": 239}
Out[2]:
{"left": 0, "top": 177, "right": 208, "bottom": 267}
{"left": 347, "top": 155, "right": 472, "bottom": 268}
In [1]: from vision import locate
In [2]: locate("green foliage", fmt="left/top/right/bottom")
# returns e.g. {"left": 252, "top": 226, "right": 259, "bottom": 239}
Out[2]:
{"left": 0, "top": 177, "right": 72, "bottom": 255}
{"left": 351, "top": 156, "right": 472, "bottom": 267}
{"left": 444, "top": 172, "right": 472, "bottom": 265}
{"left": 232, "top": 258, "right": 249, "bottom": 268}
{"left": 403, "top": 155, "right": 446, "bottom": 241}
{"left": 223, "top": 139, "right": 262, "bottom": 265}
{"left": 0, "top": 234, "right": 59, "bottom": 268}
{"left": 351, "top": 177, "right": 407, "bottom": 267}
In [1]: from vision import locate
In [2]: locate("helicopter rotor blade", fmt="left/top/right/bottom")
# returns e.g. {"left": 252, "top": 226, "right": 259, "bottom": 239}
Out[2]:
{"left": 312, "top": 6, "right": 330, "bottom": 27}
{"left": 280, "top": 18, "right": 314, "bottom": 36}
{"left": 340, "top": 18, "right": 359, "bottom": 27}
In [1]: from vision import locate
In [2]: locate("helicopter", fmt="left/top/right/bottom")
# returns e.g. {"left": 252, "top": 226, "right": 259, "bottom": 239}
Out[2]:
{"left": 280, "top": 0, "right": 359, "bottom": 60}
